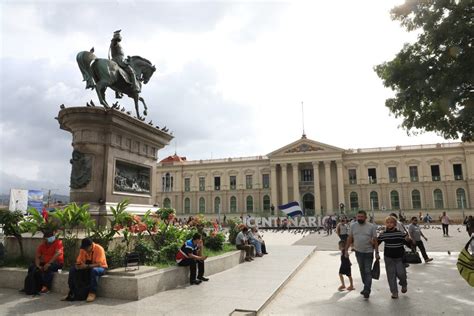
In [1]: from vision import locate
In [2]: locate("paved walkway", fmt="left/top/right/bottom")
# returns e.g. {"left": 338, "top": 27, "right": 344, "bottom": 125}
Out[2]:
{"left": 0, "top": 245, "right": 316, "bottom": 316}
{"left": 261, "top": 251, "right": 474, "bottom": 315}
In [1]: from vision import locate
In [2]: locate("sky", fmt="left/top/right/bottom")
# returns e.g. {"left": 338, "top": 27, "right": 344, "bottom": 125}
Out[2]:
{"left": 0, "top": 0, "right": 451, "bottom": 195}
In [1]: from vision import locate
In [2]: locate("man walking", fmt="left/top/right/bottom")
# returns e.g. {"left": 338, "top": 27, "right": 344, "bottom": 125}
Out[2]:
{"left": 345, "top": 210, "right": 379, "bottom": 299}
{"left": 408, "top": 217, "right": 433, "bottom": 263}
{"left": 440, "top": 212, "right": 450, "bottom": 237}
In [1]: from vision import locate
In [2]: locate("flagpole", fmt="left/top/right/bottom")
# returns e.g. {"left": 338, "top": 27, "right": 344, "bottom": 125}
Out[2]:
{"left": 301, "top": 101, "right": 306, "bottom": 138}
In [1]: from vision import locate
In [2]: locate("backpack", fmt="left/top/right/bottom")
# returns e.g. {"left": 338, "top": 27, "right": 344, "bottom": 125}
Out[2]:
{"left": 23, "top": 268, "right": 42, "bottom": 295}
{"left": 72, "top": 268, "right": 91, "bottom": 300}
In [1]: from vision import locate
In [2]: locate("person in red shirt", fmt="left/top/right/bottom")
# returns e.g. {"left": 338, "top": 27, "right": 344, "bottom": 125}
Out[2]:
{"left": 28, "top": 231, "right": 64, "bottom": 293}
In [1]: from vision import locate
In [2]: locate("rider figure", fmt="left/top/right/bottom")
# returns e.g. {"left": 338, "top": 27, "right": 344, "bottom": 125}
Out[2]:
{"left": 109, "top": 30, "right": 140, "bottom": 98}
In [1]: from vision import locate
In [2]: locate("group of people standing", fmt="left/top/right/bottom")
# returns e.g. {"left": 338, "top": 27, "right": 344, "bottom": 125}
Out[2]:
{"left": 336, "top": 210, "right": 434, "bottom": 299}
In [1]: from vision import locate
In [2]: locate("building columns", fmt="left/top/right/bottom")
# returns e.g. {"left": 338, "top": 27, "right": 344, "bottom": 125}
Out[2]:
{"left": 292, "top": 163, "right": 300, "bottom": 204}
{"left": 270, "top": 165, "right": 278, "bottom": 213}
{"left": 324, "top": 161, "right": 333, "bottom": 212}
{"left": 336, "top": 160, "right": 345, "bottom": 209}
{"left": 281, "top": 163, "right": 288, "bottom": 204}
{"left": 312, "top": 161, "right": 321, "bottom": 215}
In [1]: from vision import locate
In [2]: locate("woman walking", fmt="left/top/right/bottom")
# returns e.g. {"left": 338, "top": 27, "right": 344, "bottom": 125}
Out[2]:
{"left": 377, "top": 216, "right": 412, "bottom": 299}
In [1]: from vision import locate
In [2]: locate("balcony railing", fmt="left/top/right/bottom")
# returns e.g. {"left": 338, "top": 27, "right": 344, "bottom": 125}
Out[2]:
{"left": 230, "top": 185, "right": 236, "bottom": 190}
{"left": 389, "top": 178, "right": 398, "bottom": 183}
{"left": 432, "top": 176, "right": 441, "bottom": 181}
{"left": 214, "top": 186, "right": 220, "bottom": 191}
{"left": 454, "top": 175, "right": 463, "bottom": 180}
{"left": 349, "top": 179, "right": 357, "bottom": 185}
{"left": 410, "top": 176, "right": 419, "bottom": 182}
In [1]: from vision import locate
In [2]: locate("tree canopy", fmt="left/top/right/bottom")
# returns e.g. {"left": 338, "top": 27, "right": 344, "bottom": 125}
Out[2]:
{"left": 374, "top": 0, "right": 473, "bottom": 142}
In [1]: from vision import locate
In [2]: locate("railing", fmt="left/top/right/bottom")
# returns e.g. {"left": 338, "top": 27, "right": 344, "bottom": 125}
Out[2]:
{"left": 389, "top": 178, "right": 398, "bottom": 183}
{"left": 410, "top": 176, "right": 419, "bottom": 182}
{"left": 345, "top": 142, "right": 463, "bottom": 153}
{"left": 215, "top": 186, "right": 220, "bottom": 191}
{"left": 179, "top": 155, "right": 269, "bottom": 165}
{"left": 432, "top": 176, "right": 441, "bottom": 181}
{"left": 454, "top": 175, "right": 463, "bottom": 180}
{"left": 349, "top": 179, "right": 357, "bottom": 185}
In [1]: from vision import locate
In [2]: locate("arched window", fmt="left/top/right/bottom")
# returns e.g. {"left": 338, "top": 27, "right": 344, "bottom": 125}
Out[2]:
{"left": 350, "top": 192, "right": 359, "bottom": 210}
{"left": 199, "top": 197, "right": 205, "bottom": 213}
{"left": 411, "top": 190, "right": 421, "bottom": 209}
{"left": 184, "top": 198, "right": 191, "bottom": 214}
{"left": 263, "top": 195, "right": 271, "bottom": 211}
{"left": 433, "top": 189, "right": 444, "bottom": 209}
{"left": 163, "top": 197, "right": 171, "bottom": 208}
{"left": 246, "top": 196, "right": 253, "bottom": 212}
{"left": 456, "top": 188, "right": 467, "bottom": 209}
{"left": 390, "top": 190, "right": 400, "bottom": 210}
{"left": 214, "top": 197, "right": 221, "bottom": 214}
{"left": 369, "top": 191, "right": 379, "bottom": 210}
{"left": 230, "top": 196, "right": 237, "bottom": 213}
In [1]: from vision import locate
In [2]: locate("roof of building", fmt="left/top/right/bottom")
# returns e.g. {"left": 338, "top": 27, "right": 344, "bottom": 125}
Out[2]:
{"left": 160, "top": 154, "right": 187, "bottom": 163}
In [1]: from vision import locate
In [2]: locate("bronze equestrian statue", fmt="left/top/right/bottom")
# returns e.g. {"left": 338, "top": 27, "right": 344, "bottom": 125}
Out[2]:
{"left": 76, "top": 30, "right": 156, "bottom": 119}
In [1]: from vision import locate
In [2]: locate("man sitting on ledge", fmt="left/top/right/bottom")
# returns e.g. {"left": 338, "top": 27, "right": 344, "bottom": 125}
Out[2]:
{"left": 176, "top": 233, "right": 209, "bottom": 285}
{"left": 62, "top": 238, "right": 108, "bottom": 302}
{"left": 235, "top": 226, "right": 255, "bottom": 261}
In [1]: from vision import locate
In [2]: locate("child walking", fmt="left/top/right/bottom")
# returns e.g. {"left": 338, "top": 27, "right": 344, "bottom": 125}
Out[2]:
{"left": 338, "top": 240, "right": 354, "bottom": 291}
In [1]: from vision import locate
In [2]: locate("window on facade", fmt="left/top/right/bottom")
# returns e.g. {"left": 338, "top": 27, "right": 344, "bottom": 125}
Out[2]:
{"left": 214, "top": 197, "right": 221, "bottom": 213}
{"left": 263, "top": 195, "right": 271, "bottom": 211}
{"left": 409, "top": 166, "right": 419, "bottom": 182}
{"left": 369, "top": 191, "right": 379, "bottom": 210}
{"left": 184, "top": 178, "right": 190, "bottom": 192}
{"left": 433, "top": 189, "right": 444, "bottom": 208}
{"left": 456, "top": 188, "right": 467, "bottom": 209}
{"left": 262, "top": 174, "right": 270, "bottom": 189}
{"left": 230, "top": 196, "right": 237, "bottom": 213}
{"left": 301, "top": 169, "right": 313, "bottom": 182}
{"left": 214, "top": 176, "right": 221, "bottom": 191}
{"left": 368, "top": 168, "right": 377, "bottom": 184}
{"left": 390, "top": 190, "right": 400, "bottom": 209}
{"left": 350, "top": 192, "right": 359, "bottom": 210}
{"left": 411, "top": 190, "right": 421, "bottom": 209}
{"left": 246, "top": 175, "right": 253, "bottom": 189}
{"left": 163, "top": 197, "right": 171, "bottom": 208}
{"left": 388, "top": 167, "right": 398, "bottom": 183}
{"left": 431, "top": 165, "right": 441, "bottom": 181}
{"left": 163, "top": 173, "right": 173, "bottom": 192}
{"left": 246, "top": 195, "right": 253, "bottom": 212}
{"left": 184, "top": 198, "right": 191, "bottom": 214}
{"left": 230, "top": 176, "right": 237, "bottom": 190}
{"left": 453, "top": 164, "right": 463, "bottom": 180}
{"left": 199, "top": 197, "right": 205, "bottom": 213}
{"left": 348, "top": 169, "right": 357, "bottom": 184}
{"left": 199, "top": 177, "right": 205, "bottom": 191}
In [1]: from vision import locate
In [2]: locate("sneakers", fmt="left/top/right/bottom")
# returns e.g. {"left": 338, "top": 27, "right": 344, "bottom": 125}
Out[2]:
{"left": 190, "top": 279, "right": 202, "bottom": 285}
{"left": 363, "top": 293, "right": 370, "bottom": 299}
{"left": 61, "top": 292, "right": 75, "bottom": 301}
{"left": 391, "top": 292, "right": 399, "bottom": 299}
{"left": 198, "top": 276, "right": 209, "bottom": 282}
{"left": 40, "top": 286, "right": 49, "bottom": 294}
{"left": 401, "top": 286, "right": 407, "bottom": 293}
{"left": 86, "top": 292, "right": 96, "bottom": 303}
{"left": 244, "top": 257, "right": 252, "bottom": 262}
{"left": 425, "top": 258, "right": 433, "bottom": 263}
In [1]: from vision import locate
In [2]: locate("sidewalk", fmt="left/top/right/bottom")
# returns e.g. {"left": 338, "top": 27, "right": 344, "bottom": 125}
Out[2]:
{"left": 0, "top": 245, "right": 316, "bottom": 316}
{"left": 261, "top": 251, "right": 474, "bottom": 315}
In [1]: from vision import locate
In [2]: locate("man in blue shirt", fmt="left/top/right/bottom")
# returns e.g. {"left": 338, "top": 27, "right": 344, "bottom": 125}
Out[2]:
{"left": 176, "top": 233, "right": 208, "bottom": 285}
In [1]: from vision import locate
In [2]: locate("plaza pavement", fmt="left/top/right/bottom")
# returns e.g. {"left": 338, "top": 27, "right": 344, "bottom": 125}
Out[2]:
{"left": 0, "top": 226, "right": 472, "bottom": 315}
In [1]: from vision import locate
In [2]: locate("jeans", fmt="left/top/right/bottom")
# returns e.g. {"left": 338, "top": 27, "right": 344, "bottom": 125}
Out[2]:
{"left": 442, "top": 224, "right": 449, "bottom": 235}
{"left": 68, "top": 266, "right": 106, "bottom": 294}
{"left": 384, "top": 256, "right": 407, "bottom": 294}
{"left": 249, "top": 239, "right": 262, "bottom": 254}
{"left": 178, "top": 258, "right": 204, "bottom": 282}
{"left": 355, "top": 251, "right": 374, "bottom": 295}
{"left": 28, "top": 262, "right": 63, "bottom": 289}
{"left": 414, "top": 240, "right": 429, "bottom": 261}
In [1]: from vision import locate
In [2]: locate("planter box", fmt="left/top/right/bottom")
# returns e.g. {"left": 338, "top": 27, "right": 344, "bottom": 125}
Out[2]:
{"left": 0, "top": 250, "right": 245, "bottom": 300}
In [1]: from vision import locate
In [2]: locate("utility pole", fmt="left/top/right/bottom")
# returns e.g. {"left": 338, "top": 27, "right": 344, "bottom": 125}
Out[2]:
{"left": 41, "top": 188, "right": 58, "bottom": 208}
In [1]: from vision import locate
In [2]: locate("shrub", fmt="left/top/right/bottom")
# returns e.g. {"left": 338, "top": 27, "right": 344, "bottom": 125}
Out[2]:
{"left": 106, "top": 244, "right": 126, "bottom": 269}
{"left": 227, "top": 218, "right": 242, "bottom": 245}
{"left": 158, "top": 241, "right": 181, "bottom": 262}
{"left": 204, "top": 232, "right": 225, "bottom": 251}
{"left": 134, "top": 239, "right": 159, "bottom": 265}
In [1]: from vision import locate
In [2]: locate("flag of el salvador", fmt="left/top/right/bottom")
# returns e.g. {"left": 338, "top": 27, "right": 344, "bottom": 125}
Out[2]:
{"left": 278, "top": 201, "right": 303, "bottom": 217}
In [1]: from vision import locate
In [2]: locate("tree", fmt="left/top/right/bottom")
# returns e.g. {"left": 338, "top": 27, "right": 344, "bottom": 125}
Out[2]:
{"left": 374, "top": 0, "right": 473, "bottom": 142}
{"left": 0, "top": 210, "right": 27, "bottom": 258}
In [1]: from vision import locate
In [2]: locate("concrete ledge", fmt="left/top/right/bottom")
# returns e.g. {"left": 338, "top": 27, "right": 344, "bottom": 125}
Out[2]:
{"left": 0, "top": 250, "right": 245, "bottom": 300}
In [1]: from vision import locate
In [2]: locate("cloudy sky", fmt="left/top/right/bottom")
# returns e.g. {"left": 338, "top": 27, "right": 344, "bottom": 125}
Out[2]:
{"left": 0, "top": 0, "right": 450, "bottom": 195}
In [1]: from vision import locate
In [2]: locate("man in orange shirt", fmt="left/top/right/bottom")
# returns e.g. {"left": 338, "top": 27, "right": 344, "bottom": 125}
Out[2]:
{"left": 28, "top": 231, "right": 64, "bottom": 293}
{"left": 62, "top": 238, "right": 107, "bottom": 302}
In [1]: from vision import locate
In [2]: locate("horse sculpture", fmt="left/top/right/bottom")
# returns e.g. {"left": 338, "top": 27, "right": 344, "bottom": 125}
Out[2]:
{"left": 76, "top": 49, "right": 156, "bottom": 119}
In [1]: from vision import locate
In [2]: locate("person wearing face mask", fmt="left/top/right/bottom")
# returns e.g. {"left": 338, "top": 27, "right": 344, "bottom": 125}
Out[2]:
{"left": 29, "top": 231, "right": 64, "bottom": 293}
{"left": 344, "top": 210, "right": 378, "bottom": 299}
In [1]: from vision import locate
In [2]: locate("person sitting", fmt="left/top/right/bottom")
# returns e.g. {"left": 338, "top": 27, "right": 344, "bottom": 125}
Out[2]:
{"left": 26, "top": 231, "right": 64, "bottom": 294}
{"left": 62, "top": 238, "right": 108, "bottom": 302}
{"left": 176, "top": 233, "right": 209, "bottom": 285}
{"left": 248, "top": 227, "right": 264, "bottom": 256}
{"left": 251, "top": 227, "right": 268, "bottom": 254}
{"left": 235, "top": 226, "right": 255, "bottom": 261}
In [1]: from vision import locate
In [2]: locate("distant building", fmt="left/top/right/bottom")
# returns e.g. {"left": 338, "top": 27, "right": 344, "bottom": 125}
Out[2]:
{"left": 156, "top": 136, "right": 473, "bottom": 216}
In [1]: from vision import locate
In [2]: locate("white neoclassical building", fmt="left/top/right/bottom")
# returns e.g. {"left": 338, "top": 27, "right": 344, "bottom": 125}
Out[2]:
{"left": 156, "top": 136, "right": 474, "bottom": 216}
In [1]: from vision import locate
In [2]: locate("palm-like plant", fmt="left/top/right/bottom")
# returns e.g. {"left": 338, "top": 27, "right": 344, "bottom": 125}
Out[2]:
{"left": 0, "top": 210, "right": 27, "bottom": 258}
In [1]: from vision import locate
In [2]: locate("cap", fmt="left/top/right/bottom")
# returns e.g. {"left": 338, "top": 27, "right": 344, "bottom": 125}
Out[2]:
{"left": 80, "top": 238, "right": 93, "bottom": 249}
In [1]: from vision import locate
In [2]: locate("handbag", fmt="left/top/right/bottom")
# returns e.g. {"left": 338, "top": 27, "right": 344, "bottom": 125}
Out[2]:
{"left": 457, "top": 237, "right": 474, "bottom": 287}
{"left": 371, "top": 259, "right": 380, "bottom": 280}
{"left": 404, "top": 250, "right": 422, "bottom": 264}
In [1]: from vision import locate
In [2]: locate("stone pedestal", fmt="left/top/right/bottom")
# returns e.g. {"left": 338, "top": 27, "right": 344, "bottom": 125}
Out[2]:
{"left": 58, "top": 107, "right": 173, "bottom": 218}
